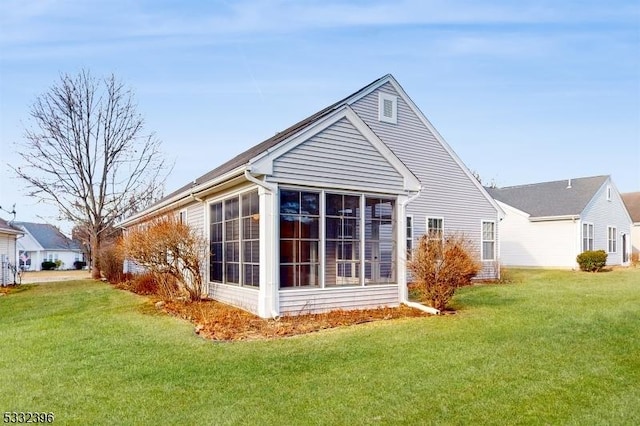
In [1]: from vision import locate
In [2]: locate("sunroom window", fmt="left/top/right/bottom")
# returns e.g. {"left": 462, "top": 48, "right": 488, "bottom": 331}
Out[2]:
{"left": 209, "top": 189, "right": 260, "bottom": 287}
{"left": 279, "top": 190, "right": 320, "bottom": 287}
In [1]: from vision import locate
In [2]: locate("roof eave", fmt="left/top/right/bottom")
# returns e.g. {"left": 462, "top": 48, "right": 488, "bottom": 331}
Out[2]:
{"left": 118, "top": 165, "right": 248, "bottom": 228}
{"left": 529, "top": 214, "right": 580, "bottom": 222}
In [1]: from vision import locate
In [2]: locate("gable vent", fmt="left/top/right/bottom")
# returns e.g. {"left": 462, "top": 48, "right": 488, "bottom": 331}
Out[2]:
{"left": 378, "top": 92, "right": 397, "bottom": 124}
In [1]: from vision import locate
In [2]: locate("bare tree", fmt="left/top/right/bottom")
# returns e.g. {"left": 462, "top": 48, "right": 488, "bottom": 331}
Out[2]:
{"left": 12, "top": 70, "right": 169, "bottom": 279}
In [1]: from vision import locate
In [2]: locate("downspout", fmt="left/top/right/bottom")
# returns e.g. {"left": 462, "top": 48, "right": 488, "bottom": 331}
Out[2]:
{"left": 244, "top": 170, "right": 280, "bottom": 319}
{"left": 400, "top": 187, "right": 441, "bottom": 315}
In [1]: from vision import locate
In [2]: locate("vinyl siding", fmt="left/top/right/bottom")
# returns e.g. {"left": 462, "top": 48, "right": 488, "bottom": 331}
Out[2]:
{"left": 271, "top": 117, "right": 404, "bottom": 192}
{"left": 631, "top": 224, "right": 640, "bottom": 255}
{"left": 497, "top": 203, "right": 578, "bottom": 267}
{"left": 581, "top": 180, "right": 632, "bottom": 265}
{"left": 351, "top": 83, "right": 499, "bottom": 278}
{"left": 209, "top": 283, "right": 260, "bottom": 314}
{"left": 279, "top": 285, "right": 399, "bottom": 315}
{"left": 1, "top": 234, "right": 17, "bottom": 285}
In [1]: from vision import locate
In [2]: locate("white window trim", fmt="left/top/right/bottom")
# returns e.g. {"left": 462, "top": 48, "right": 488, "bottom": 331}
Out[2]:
{"left": 481, "top": 220, "right": 496, "bottom": 261}
{"left": 378, "top": 92, "right": 398, "bottom": 124}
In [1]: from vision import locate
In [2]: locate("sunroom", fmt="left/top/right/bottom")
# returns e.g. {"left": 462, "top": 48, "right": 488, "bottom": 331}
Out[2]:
{"left": 205, "top": 106, "right": 421, "bottom": 318}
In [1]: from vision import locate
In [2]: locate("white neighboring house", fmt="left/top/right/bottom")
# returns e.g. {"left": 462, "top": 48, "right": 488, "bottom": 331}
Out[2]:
{"left": 487, "top": 175, "right": 632, "bottom": 268}
{"left": 14, "top": 222, "right": 84, "bottom": 271}
{"left": 119, "top": 74, "right": 503, "bottom": 318}
{"left": 621, "top": 192, "right": 640, "bottom": 259}
{"left": 1, "top": 217, "right": 23, "bottom": 285}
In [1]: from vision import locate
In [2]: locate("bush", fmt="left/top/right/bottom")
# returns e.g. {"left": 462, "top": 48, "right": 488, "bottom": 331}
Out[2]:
{"left": 121, "top": 216, "right": 207, "bottom": 301}
{"left": 576, "top": 250, "right": 608, "bottom": 272}
{"left": 100, "top": 243, "right": 126, "bottom": 283}
{"left": 408, "top": 233, "right": 480, "bottom": 311}
{"left": 41, "top": 261, "right": 57, "bottom": 270}
{"left": 73, "top": 260, "right": 87, "bottom": 270}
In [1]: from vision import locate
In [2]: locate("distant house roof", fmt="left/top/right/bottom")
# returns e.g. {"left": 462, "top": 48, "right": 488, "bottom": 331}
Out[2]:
{"left": 486, "top": 175, "right": 609, "bottom": 218}
{"left": 0, "top": 217, "right": 22, "bottom": 235}
{"left": 14, "top": 222, "right": 80, "bottom": 250}
{"left": 622, "top": 192, "right": 640, "bottom": 222}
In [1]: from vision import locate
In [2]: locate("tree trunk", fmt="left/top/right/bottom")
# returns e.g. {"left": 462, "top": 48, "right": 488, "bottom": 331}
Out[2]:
{"left": 91, "top": 232, "right": 102, "bottom": 280}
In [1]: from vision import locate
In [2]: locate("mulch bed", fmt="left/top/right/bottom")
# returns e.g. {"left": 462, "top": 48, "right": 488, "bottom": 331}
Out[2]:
{"left": 160, "top": 299, "right": 431, "bottom": 341}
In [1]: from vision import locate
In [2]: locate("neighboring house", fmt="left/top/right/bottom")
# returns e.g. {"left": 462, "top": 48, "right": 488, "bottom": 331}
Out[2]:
{"left": 0, "top": 217, "right": 23, "bottom": 285}
{"left": 487, "top": 175, "right": 632, "bottom": 268}
{"left": 622, "top": 192, "right": 640, "bottom": 258}
{"left": 14, "top": 222, "right": 84, "bottom": 271}
{"left": 120, "top": 74, "right": 502, "bottom": 318}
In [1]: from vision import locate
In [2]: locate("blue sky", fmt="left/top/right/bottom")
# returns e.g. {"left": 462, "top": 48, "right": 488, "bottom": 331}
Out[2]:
{"left": 1, "top": 0, "right": 639, "bottom": 230}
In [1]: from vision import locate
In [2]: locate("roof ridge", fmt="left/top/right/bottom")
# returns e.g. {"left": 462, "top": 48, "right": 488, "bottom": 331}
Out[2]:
{"left": 495, "top": 174, "right": 609, "bottom": 190}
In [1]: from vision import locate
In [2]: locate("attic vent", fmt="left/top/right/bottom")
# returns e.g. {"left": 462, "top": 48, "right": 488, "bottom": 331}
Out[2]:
{"left": 378, "top": 92, "right": 397, "bottom": 124}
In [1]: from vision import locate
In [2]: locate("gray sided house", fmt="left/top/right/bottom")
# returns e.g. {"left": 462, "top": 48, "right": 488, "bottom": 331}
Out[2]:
{"left": 120, "top": 74, "right": 502, "bottom": 318}
{"left": 1, "top": 217, "right": 23, "bottom": 285}
{"left": 15, "top": 222, "right": 84, "bottom": 271}
{"left": 621, "top": 192, "right": 640, "bottom": 257}
{"left": 487, "top": 175, "right": 632, "bottom": 268}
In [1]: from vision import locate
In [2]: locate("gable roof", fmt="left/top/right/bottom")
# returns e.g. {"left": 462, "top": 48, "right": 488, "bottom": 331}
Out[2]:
{"left": 486, "top": 175, "right": 609, "bottom": 218}
{"left": 14, "top": 222, "right": 80, "bottom": 250}
{"left": 622, "top": 192, "right": 640, "bottom": 222}
{"left": 121, "top": 73, "right": 501, "bottom": 226}
{"left": 0, "top": 217, "right": 22, "bottom": 236}
{"left": 162, "top": 75, "right": 391, "bottom": 203}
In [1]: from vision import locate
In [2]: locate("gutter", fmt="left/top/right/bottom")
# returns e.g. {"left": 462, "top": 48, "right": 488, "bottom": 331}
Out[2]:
{"left": 529, "top": 214, "right": 580, "bottom": 222}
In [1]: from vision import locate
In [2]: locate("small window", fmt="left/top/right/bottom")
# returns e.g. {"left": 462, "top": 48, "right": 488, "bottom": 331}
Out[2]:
{"left": 406, "top": 215, "right": 413, "bottom": 260}
{"left": 481, "top": 221, "right": 496, "bottom": 261}
{"left": 378, "top": 93, "right": 397, "bottom": 124}
{"left": 606, "top": 186, "right": 612, "bottom": 201}
{"left": 608, "top": 226, "right": 617, "bottom": 253}
{"left": 178, "top": 209, "right": 187, "bottom": 224}
{"left": 427, "top": 217, "right": 444, "bottom": 243}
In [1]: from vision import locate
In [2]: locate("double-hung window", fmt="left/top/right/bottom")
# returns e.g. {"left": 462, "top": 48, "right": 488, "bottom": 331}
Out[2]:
{"left": 481, "top": 221, "right": 496, "bottom": 261}
{"left": 607, "top": 226, "right": 617, "bottom": 253}
{"left": 582, "top": 223, "right": 594, "bottom": 252}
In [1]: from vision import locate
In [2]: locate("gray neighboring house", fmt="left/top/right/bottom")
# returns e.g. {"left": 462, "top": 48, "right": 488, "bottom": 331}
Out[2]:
{"left": 15, "top": 222, "right": 84, "bottom": 271}
{"left": 120, "top": 74, "right": 502, "bottom": 318}
{"left": 621, "top": 192, "right": 640, "bottom": 258}
{"left": 487, "top": 175, "right": 632, "bottom": 268}
{"left": 1, "top": 217, "right": 23, "bottom": 285}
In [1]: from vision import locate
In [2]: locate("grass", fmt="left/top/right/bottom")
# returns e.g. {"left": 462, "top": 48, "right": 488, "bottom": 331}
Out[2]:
{"left": 1, "top": 269, "right": 639, "bottom": 425}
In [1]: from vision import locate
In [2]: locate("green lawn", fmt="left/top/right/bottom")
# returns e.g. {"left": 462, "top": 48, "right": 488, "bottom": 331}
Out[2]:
{"left": 1, "top": 269, "right": 639, "bottom": 425}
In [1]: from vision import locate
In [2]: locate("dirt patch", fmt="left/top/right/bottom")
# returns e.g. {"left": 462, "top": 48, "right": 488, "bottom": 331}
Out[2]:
{"left": 160, "top": 298, "right": 431, "bottom": 341}
{"left": 21, "top": 270, "right": 92, "bottom": 284}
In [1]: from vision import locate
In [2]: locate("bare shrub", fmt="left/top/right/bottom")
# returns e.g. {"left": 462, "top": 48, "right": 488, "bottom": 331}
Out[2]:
{"left": 408, "top": 233, "right": 480, "bottom": 311}
{"left": 100, "top": 242, "right": 126, "bottom": 283}
{"left": 121, "top": 216, "right": 207, "bottom": 301}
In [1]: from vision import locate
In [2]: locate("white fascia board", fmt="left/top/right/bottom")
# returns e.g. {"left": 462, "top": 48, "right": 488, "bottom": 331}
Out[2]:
{"left": 118, "top": 166, "right": 247, "bottom": 227}
{"left": 249, "top": 104, "right": 420, "bottom": 193}
{"left": 496, "top": 200, "right": 530, "bottom": 219}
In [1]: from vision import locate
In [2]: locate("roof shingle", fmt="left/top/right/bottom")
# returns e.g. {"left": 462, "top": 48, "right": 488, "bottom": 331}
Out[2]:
{"left": 622, "top": 192, "right": 640, "bottom": 222}
{"left": 486, "top": 176, "right": 609, "bottom": 217}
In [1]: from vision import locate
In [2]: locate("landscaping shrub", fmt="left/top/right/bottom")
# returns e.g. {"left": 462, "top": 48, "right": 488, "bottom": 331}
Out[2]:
{"left": 121, "top": 216, "right": 207, "bottom": 301}
{"left": 576, "top": 250, "right": 608, "bottom": 272}
{"left": 41, "top": 261, "right": 57, "bottom": 270}
{"left": 73, "top": 260, "right": 87, "bottom": 270}
{"left": 408, "top": 233, "right": 480, "bottom": 311}
{"left": 631, "top": 253, "right": 639, "bottom": 268}
{"left": 100, "top": 242, "right": 126, "bottom": 283}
